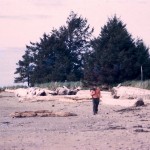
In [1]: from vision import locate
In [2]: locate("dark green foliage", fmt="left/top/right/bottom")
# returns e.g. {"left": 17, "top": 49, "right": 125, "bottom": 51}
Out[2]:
{"left": 134, "top": 39, "right": 150, "bottom": 80}
{"left": 14, "top": 11, "right": 93, "bottom": 85}
{"left": 14, "top": 49, "right": 34, "bottom": 86}
{"left": 84, "top": 15, "right": 150, "bottom": 85}
{"left": 14, "top": 13, "right": 150, "bottom": 86}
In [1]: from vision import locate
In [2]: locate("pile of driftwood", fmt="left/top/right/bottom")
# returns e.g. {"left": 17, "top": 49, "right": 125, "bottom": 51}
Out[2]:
{"left": 14, "top": 86, "right": 81, "bottom": 98}
{"left": 111, "top": 85, "right": 150, "bottom": 100}
{"left": 10, "top": 110, "right": 77, "bottom": 118}
{"left": 5, "top": 86, "right": 85, "bottom": 102}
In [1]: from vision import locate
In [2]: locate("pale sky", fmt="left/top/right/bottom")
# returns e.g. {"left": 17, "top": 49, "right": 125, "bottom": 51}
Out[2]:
{"left": 0, "top": 0, "right": 150, "bottom": 87}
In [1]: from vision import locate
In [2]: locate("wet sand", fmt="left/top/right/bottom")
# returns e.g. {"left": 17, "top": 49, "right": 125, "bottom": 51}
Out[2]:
{"left": 0, "top": 91, "right": 150, "bottom": 150}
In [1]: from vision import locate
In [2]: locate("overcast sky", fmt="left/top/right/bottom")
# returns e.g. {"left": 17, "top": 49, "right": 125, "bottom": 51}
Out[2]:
{"left": 0, "top": 0, "right": 150, "bottom": 87}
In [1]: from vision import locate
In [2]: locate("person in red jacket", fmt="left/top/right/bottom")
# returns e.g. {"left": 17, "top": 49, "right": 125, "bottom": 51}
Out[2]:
{"left": 90, "top": 86, "right": 101, "bottom": 115}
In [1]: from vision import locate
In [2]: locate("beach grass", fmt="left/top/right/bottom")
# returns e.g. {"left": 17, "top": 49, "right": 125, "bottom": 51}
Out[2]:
{"left": 122, "top": 80, "right": 150, "bottom": 90}
{"left": 34, "top": 81, "right": 83, "bottom": 90}
{"left": 2, "top": 80, "right": 150, "bottom": 90}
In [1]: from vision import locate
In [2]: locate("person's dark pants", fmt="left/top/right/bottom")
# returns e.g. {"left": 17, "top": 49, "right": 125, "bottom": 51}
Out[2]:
{"left": 92, "top": 98, "right": 100, "bottom": 115}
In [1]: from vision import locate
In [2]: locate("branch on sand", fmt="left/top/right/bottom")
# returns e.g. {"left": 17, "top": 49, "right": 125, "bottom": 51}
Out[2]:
{"left": 10, "top": 110, "right": 77, "bottom": 118}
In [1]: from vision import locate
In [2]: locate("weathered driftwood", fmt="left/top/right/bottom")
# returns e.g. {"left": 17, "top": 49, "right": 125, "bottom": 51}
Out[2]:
{"left": 53, "top": 86, "right": 81, "bottom": 95}
{"left": 17, "top": 90, "right": 91, "bottom": 103}
{"left": 14, "top": 87, "right": 52, "bottom": 97}
{"left": 111, "top": 86, "right": 150, "bottom": 100}
{"left": 12, "top": 86, "right": 81, "bottom": 103}
{"left": 10, "top": 110, "right": 77, "bottom": 118}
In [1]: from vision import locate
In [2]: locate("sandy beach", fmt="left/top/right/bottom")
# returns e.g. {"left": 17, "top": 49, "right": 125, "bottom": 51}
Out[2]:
{"left": 1, "top": 90, "right": 150, "bottom": 150}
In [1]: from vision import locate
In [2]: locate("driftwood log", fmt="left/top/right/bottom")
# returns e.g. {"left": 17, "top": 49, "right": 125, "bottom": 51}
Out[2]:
{"left": 111, "top": 85, "right": 150, "bottom": 100}
{"left": 10, "top": 110, "right": 77, "bottom": 118}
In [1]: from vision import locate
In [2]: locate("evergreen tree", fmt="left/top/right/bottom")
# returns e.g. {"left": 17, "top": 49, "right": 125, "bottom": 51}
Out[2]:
{"left": 85, "top": 15, "right": 150, "bottom": 84}
{"left": 14, "top": 11, "right": 93, "bottom": 85}
{"left": 134, "top": 39, "right": 150, "bottom": 80}
{"left": 46, "top": 27, "right": 71, "bottom": 81}
{"left": 14, "top": 48, "right": 34, "bottom": 86}
{"left": 65, "top": 11, "right": 94, "bottom": 80}
{"left": 31, "top": 33, "right": 56, "bottom": 83}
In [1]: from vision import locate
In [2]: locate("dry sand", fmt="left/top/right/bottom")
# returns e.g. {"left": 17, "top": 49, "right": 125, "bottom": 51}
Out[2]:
{"left": 1, "top": 90, "right": 150, "bottom": 150}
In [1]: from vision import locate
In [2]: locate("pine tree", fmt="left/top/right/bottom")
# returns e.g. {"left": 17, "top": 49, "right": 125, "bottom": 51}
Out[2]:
{"left": 85, "top": 15, "right": 150, "bottom": 84}
{"left": 134, "top": 39, "right": 150, "bottom": 80}
{"left": 14, "top": 48, "right": 34, "bottom": 86}
{"left": 14, "top": 11, "right": 93, "bottom": 85}
{"left": 65, "top": 11, "right": 94, "bottom": 81}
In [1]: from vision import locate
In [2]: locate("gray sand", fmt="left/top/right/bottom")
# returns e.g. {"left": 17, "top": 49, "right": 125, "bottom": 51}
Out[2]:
{"left": 0, "top": 92, "right": 150, "bottom": 150}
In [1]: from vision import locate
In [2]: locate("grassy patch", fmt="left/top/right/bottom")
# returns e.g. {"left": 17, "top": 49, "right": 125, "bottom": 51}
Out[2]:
{"left": 122, "top": 80, "right": 150, "bottom": 90}
{"left": 35, "top": 81, "right": 83, "bottom": 90}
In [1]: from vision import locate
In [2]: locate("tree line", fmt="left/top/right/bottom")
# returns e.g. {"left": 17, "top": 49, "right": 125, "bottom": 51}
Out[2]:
{"left": 14, "top": 11, "right": 150, "bottom": 86}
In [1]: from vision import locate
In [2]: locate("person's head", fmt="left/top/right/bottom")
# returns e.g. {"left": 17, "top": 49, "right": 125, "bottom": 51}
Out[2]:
{"left": 90, "top": 87, "right": 96, "bottom": 91}
{"left": 91, "top": 85, "right": 97, "bottom": 90}
{"left": 92, "top": 83, "right": 98, "bottom": 88}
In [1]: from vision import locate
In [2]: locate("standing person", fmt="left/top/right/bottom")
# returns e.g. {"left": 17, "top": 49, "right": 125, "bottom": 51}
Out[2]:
{"left": 90, "top": 86, "right": 101, "bottom": 115}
